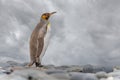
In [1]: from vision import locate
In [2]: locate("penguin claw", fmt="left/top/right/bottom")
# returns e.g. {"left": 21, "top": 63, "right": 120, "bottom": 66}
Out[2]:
{"left": 35, "top": 63, "right": 43, "bottom": 67}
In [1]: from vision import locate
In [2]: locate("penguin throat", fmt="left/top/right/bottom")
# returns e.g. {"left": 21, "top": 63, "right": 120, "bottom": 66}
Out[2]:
{"left": 47, "top": 22, "right": 51, "bottom": 31}
{"left": 40, "top": 18, "right": 48, "bottom": 23}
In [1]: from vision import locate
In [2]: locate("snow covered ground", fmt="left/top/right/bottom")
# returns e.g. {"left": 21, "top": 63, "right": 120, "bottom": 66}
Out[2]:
{"left": 0, "top": 61, "right": 120, "bottom": 80}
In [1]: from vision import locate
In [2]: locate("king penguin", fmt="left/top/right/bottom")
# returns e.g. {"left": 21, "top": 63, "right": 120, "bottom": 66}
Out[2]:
{"left": 28, "top": 12, "right": 56, "bottom": 67}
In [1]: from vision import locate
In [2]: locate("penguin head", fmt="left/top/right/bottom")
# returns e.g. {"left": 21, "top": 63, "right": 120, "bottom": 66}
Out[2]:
{"left": 41, "top": 12, "right": 56, "bottom": 20}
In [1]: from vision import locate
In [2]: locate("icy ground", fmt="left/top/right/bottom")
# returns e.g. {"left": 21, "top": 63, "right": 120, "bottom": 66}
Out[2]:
{"left": 0, "top": 61, "right": 120, "bottom": 80}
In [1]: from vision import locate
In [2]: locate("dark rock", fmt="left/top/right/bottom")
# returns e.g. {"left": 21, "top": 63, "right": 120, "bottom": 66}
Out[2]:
{"left": 3, "top": 69, "right": 13, "bottom": 75}
{"left": 28, "top": 75, "right": 33, "bottom": 80}
{"left": 42, "top": 65, "right": 55, "bottom": 69}
{"left": 48, "top": 65, "right": 83, "bottom": 72}
{"left": 45, "top": 70, "right": 67, "bottom": 74}
{"left": 82, "top": 64, "right": 113, "bottom": 73}
{"left": 82, "top": 64, "right": 94, "bottom": 73}
{"left": 0, "top": 67, "right": 13, "bottom": 75}
{"left": 54, "top": 65, "right": 70, "bottom": 70}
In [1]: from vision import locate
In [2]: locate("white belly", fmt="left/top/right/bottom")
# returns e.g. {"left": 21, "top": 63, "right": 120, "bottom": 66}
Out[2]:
{"left": 40, "top": 26, "right": 51, "bottom": 61}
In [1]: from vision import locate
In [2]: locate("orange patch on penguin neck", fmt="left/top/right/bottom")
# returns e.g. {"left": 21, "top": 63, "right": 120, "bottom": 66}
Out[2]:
{"left": 42, "top": 15, "right": 47, "bottom": 20}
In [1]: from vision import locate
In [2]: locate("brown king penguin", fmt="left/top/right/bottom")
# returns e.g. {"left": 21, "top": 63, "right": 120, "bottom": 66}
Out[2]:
{"left": 28, "top": 12, "right": 56, "bottom": 67}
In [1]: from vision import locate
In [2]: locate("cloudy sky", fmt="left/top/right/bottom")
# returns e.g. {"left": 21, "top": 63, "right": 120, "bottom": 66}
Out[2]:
{"left": 0, "top": 0, "right": 120, "bottom": 66}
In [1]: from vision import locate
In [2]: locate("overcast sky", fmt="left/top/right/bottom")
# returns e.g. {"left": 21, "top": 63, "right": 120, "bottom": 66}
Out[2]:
{"left": 0, "top": 0, "right": 120, "bottom": 66}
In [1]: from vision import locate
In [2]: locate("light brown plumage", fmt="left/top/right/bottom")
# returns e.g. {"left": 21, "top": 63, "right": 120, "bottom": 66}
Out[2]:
{"left": 28, "top": 12, "right": 56, "bottom": 67}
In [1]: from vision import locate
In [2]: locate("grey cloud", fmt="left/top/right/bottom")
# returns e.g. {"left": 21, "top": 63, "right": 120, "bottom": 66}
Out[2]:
{"left": 0, "top": 0, "right": 120, "bottom": 67}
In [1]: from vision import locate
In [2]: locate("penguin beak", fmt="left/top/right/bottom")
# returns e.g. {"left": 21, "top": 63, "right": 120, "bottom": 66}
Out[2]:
{"left": 50, "top": 12, "right": 57, "bottom": 16}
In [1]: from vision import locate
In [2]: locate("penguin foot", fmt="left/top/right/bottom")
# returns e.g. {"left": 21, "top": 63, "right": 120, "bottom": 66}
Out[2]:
{"left": 35, "top": 63, "right": 43, "bottom": 67}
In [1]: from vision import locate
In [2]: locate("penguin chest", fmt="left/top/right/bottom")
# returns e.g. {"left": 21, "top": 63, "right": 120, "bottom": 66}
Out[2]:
{"left": 45, "top": 23, "right": 51, "bottom": 40}
{"left": 40, "top": 23, "right": 51, "bottom": 59}
{"left": 44, "top": 24, "right": 51, "bottom": 44}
